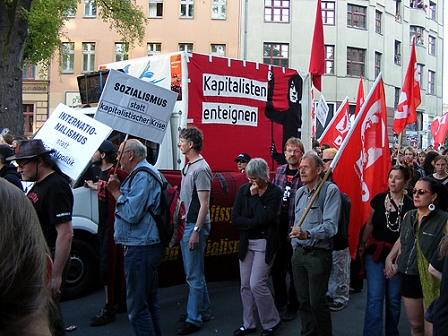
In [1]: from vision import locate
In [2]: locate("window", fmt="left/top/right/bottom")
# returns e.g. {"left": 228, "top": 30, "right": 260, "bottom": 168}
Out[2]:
{"left": 148, "top": 0, "right": 163, "bottom": 18}
{"left": 115, "top": 43, "right": 129, "bottom": 62}
{"left": 375, "top": 52, "right": 381, "bottom": 77}
{"left": 23, "top": 104, "right": 34, "bottom": 135}
{"left": 84, "top": 0, "right": 96, "bottom": 17}
{"left": 395, "top": 0, "right": 402, "bottom": 21}
{"left": 211, "top": 44, "right": 226, "bottom": 57}
{"left": 263, "top": 43, "right": 289, "bottom": 67}
{"left": 416, "top": 63, "right": 423, "bottom": 87}
{"left": 180, "top": 0, "right": 194, "bottom": 18}
{"left": 347, "top": 47, "right": 365, "bottom": 77}
{"left": 394, "top": 40, "right": 401, "bottom": 65}
{"left": 428, "top": 35, "right": 435, "bottom": 55}
{"left": 264, "top": 0, "right": 290, "bottom": 22}
{"left": 375, "top": 10, "right": 382, "bottom": 34}
{"left": 22, "top": 61, "right": 36, "bottom": 79}
{"left": 61, "top": 42, "right": 75, "bottom": 74}
{"left": 212, "top": 0, "right": 226, "bottom": 20}
{"left": 428, "top": 1, "right": 435, "bottom": 20}
{"left": 347, "top": 4, "right": 366, "bottom": 29}
{"left": 325, "top": 45, "right": 334, "bottom": 74}
{"left": 147, "top": 43, "right": 162, "bottom": 56}
{"left": 178, "top": 43, "right": 193, "bottom": 52}
{"left": 410, "top": 26, "right": 424, "bottom": 46}
{"left": 322, "top": 1, "right": 335, "bottom": 25}
{"left": 394, "top": 87, "right": 400, "bottom": 108}
{"left": 428, "top": 70, "right": 435, "bottom": 94}
{"left": 64, "top": 5, "right": 77, "bottom": 17}
{"left": 82, "top": 42, "right": 95, "bottom": 73}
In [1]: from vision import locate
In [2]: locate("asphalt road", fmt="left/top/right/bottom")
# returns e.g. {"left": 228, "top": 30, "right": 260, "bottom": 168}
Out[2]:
{"left": 61, "top": 280, "right": 412, "bottom": 336}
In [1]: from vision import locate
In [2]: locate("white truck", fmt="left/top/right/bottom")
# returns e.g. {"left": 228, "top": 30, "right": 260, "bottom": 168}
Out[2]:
{"left": 66, "top": 52, "right": 312, "bottom": 299}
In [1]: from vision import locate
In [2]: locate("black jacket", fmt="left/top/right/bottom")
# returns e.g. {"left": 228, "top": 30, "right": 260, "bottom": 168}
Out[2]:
{"left": 231, "top": 181, "right": 282, "bottom": 264}
{"left": 0, "top": 164, "right": 23, "bottom": 190}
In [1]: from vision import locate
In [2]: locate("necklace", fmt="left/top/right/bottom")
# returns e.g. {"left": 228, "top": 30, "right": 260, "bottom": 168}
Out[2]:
{"left": 384, "top": 193, "right": 404, "bottom": 233}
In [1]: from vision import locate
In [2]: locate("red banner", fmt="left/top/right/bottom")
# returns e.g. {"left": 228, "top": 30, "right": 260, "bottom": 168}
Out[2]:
{"left": 430, "top": 113, "right": 448, "bottom": 148}
{"left": 187, "top": 53, "right": 307, "bottom": 171}
{"left": 355, "top": 76, "right": 364, "bottom": 117}
{"left": 332, "top": 77, "right": 391, "bottom": 257}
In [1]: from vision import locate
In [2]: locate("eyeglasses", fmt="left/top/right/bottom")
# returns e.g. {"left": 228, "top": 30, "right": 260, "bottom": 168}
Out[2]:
{"left": 322, "top": 158, "right": 333, "bottom": 163}
{"left": 17, "top": 160, "right": 32, "bottom": 168}
{"left": 412, "top": 188, "right": 431, "bottom": 195}
{"left": 286, "top": 149, "right": 302, "bottom": 155}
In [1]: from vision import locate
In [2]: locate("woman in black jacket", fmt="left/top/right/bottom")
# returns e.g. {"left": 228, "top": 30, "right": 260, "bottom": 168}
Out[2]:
{"left": 231, "top": 158, "right": 282, "bottom": 336}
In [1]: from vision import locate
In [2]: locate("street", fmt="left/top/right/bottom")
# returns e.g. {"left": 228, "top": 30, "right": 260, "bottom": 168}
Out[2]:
{"left": 61, "top": 280, "right": 411, "bottom": 336}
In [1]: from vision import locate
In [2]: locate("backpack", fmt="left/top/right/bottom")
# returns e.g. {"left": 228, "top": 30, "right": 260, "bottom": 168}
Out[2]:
{"left": 128, "top": 166, "right": 186, "bottom": 248}
{"left": 296, "top": 181, "right": 351, "bottom": 250}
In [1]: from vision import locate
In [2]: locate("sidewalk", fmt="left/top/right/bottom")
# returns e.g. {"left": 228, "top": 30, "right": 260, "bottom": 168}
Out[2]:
{"left": 62, "top": 280, "right": 411, "bottom": 335}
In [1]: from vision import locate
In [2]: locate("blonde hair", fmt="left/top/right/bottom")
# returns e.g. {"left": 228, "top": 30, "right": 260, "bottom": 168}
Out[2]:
{"left": 0, "top": 179, "right": 51, "bottom": 333}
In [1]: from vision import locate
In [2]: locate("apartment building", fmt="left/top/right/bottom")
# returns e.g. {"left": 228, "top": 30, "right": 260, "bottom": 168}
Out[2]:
{"left": 22, "top": 0, "right": 443, "bottom": 147}
{"left": 240, "top": 0, "right": 444, "bottom": 147}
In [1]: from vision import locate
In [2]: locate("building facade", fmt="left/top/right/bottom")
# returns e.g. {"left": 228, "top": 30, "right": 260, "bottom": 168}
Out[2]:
{"left": 22, "top": 0, "right": 444, "bottom": 148}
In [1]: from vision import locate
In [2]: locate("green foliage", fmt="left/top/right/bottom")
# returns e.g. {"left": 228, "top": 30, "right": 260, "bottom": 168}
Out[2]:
{"left": 23, "top": 0, "right": 147, "bottom": 68}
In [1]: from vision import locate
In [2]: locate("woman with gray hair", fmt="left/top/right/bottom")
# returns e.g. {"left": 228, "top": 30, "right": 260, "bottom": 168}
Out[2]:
{"left": 231, "top": 158, "right": 282, "bottom": 336}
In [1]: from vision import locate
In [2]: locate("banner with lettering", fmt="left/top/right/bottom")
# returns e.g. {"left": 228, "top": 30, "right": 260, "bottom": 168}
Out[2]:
{"left": 95, "top": 69, "right": 178, "bottom": 144}
{"left": 34, "top": 103, "right": 112, "bottom": 181}
{"left": 187, "top": 53, "right": 310, "bottom": 171}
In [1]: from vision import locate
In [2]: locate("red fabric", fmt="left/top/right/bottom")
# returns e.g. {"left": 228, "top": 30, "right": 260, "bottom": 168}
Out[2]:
{"left": 430, "top": 113, "right": 448, "bottom": 148}
{"left": 333, "top": 78, "right": 391, "bottom": 258}
{"left": 392, "top": 39, "right": 421, "bottom": 135}
{"left": 318, "top": 98, "right": 349, "bottom": 149}
{"left": 355, "top": 76, "right": 364, "bottom": 117}
{"left": 106, "top": 167, "right": 129, "bottom": 311}
{"left": 187, "top": 53, "right": 302, "bottom": 171}
{"left": 308, "top": 0, "right": 325, "bottom": 91}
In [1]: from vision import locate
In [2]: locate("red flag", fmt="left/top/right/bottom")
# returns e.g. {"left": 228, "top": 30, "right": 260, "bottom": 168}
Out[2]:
{"left": 318, "top": 97, "right": 349, "bottom": 149}
{"left": 392, "top": 39, "right": 421, "bottom": 135}
{"left": 355, "top": 76, "right": 364, "bottom": 116}
{"left": 430, "top": 113, "right": 448, "bottom": 148}
{"left": 309, "top": 0, "right": 325, "bottom": 91}
{"left": 332, "top": 76, "right": 390, "bottom": 258}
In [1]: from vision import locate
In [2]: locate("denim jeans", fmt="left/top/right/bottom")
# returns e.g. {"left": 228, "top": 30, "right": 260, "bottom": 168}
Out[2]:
{"left": 124, "top": 243, "right": 165, "bottom": 336}
{"left": 180, "top": 222, "right": 211, "bottom": 327}
{"left": 363, "top": 253, "right": 402, "bottom": 336}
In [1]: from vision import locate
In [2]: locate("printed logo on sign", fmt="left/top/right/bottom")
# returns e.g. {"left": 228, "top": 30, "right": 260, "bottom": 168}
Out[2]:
{"left": 202, "top": 102, "right": 258, "bottom": 127}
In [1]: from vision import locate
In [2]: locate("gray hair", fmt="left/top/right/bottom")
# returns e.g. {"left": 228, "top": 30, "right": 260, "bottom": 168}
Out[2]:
{"left": 302, "top": 151, "right": 324, "bottom": 169}
{"left": 245, "top": 158, "right": 270, "bottom": 181}
{"left": 125, "top": 139, "right": 147, "bottom": 159}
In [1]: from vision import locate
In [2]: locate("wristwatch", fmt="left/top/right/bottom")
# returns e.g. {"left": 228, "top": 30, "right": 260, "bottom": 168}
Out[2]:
{"left": 306, "top": 231, "right": 311, "bottom": 240}
{"left": 193, "top": 226, "right": 201, "bottom": 233}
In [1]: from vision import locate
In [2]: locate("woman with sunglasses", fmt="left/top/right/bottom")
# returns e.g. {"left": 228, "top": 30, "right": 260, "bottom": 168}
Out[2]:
{"left": 359, "top": 165, "right": 414, "bottom": 336}
{"left": 385, "top": 177, "right": 448, "bottom": 336}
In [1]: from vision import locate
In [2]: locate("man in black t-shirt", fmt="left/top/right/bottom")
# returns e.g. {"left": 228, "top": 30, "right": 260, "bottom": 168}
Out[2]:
{"left": 10, "top": 139, "right": 73, "bottom": 336}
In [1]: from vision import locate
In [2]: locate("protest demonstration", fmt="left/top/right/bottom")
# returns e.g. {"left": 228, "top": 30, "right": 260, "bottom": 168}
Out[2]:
{"left": 1, "top": 1, "right": 448, "bottom": 336}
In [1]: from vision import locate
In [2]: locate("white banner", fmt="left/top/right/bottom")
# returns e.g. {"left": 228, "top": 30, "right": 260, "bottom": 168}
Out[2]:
{"left": 95, "top": 70, "right": 177, "bottom": 143}
{"left": 34, "top": 103, "right": 112, "bottom": 181}
{"left": 315, "top": 94, "right": 329, "bottom": 127}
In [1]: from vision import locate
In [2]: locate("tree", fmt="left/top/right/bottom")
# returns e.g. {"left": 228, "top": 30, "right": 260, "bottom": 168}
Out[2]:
{"left": 0, "top": 0, "right": 147, "bottom": 136}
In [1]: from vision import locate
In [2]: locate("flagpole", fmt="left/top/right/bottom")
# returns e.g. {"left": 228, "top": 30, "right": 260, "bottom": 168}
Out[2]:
{"left": 330, "top": 73, "right": 383, "bottom": 171}
{"left": 318, "top": 96, "right": 349, "bottom": 142}
{"left": 113, "top": 133, "right": 129, "bottom": 176}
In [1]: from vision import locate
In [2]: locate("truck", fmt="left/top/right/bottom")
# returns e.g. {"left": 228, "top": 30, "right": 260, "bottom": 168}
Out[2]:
{"left": 65, "top": 52, "right": 312, "bottom": 299}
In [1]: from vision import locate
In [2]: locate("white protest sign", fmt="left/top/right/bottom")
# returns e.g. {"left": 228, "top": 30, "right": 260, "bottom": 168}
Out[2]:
{"left": 316, "top": 94, "right": 329, "bottom": 127}
{"left": 95, "top": 69, "right": 177, "bottom": 143}
{"left": 34, "top": 103, "right": 112, "bottom": 181}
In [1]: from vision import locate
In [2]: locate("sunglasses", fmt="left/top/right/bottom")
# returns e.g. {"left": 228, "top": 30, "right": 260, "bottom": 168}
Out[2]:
{"left": 322, "top": 158, "right": 333, "bottom": 163}
{"left": 412, "top": 188, "right": 431, "bottom": 195}
{"left": 236, "top": 160, "right": 248, "bottom": 164}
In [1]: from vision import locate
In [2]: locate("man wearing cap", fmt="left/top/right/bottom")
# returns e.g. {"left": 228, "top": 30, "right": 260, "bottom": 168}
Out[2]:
{"left": 234, "top": 153, "right": 251, "bottom": 173}
{"left": 0, "top": 144, "right": 23, "bottom": 190}
{"left": 10, "top": 139, "right": 73, "bottom": 336}
{"left": 85, "top": 140, "right": 128, "bottom": 326}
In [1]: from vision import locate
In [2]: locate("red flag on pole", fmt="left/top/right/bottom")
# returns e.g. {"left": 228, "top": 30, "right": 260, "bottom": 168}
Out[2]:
{"left": 392, "top": 39, "right": 421, "bottom": 135}
{"left": 318, "top": 97, "right": 349, "bottom": 149}
{"left": 430, "top": 113, "right": 448, "bottom": 149}
{"left": 355, "top": 76, "right": 364, "bottom": 117}
{"left": 308, "top": 0, "right": 325, "bottom": 92}
{"left": 331, "top": 75, "right": 391, "bottom": 258}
